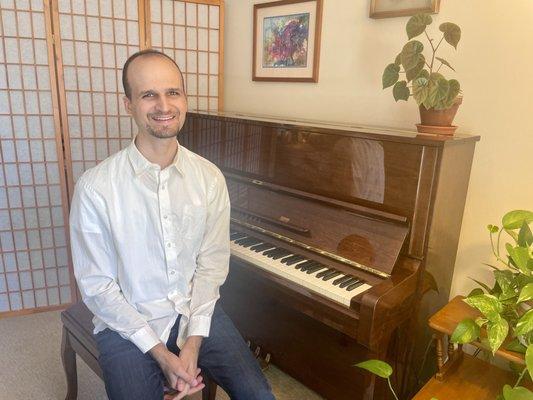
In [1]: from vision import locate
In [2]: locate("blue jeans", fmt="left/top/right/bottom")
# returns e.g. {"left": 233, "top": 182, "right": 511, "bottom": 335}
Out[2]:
{"left": 95, "top": 304, "right": 275, "bottom": 400}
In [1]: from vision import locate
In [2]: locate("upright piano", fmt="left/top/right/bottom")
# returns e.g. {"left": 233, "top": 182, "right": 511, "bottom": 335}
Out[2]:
{"left": 180, "top": 112, "right": 479, "bottom": 400}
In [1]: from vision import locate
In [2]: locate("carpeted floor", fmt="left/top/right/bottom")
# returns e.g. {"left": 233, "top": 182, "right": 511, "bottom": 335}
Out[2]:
{"left": 0, "top": 310, "right": 322, "bottom": 400}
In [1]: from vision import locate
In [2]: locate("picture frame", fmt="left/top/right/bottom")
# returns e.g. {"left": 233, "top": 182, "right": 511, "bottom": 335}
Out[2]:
{"left": 369, "top": 0, "right": 440, "bottom": 19}
{"left": 253, "top": 0, "right": 323, "bottom": 82}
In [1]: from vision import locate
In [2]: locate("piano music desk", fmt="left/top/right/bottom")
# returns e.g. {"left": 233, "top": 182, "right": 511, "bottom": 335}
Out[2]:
{"left": 413, "top": 296, "right": 532, "bottom": 399}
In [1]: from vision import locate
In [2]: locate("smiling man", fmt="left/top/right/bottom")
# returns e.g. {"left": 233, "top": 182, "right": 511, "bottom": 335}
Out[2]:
{"left": 69, "top": 49, "right": 275, "bottom": 400}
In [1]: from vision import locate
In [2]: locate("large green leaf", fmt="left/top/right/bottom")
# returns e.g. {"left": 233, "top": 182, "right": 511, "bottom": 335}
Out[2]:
{"left": 382, "top": 63, "right": 400, "bottom": 89}
{"left": 400, "top": 40, "right": 424, "bottom": 71}
{"left": 518, "top": 220, "right": 533, "bottom": 247}
{"left": 445, "top": 79, "right": 461, "bottom": 106}
{"left": 502, "top": 210, "right": 533, "bottom": 230}
{"left": 439, "top": 22, "right": 461, "bottom": 49}
{"left": 465, "top": 294, "right": 503, "bottom": 321}
{"left": 393, "top": 81, "right": 410, "bottom": 101}
{"left": 406, "top": 57, "right": 426, "bottom": 82}
{"left": 507, "top": 245, "right": 532, "bottom": 276}
{"left": 505, "top": 338, "right": 527, "bottom": 354}
{"left": 412, "top": 76, "right": 429, "bottom": 105}
{"left": 451, "top": 318, "right": 480, "bottom": 344}
{"left": 435, "top": 56, "right": 455, "bottom": 72}
{"left": 394, "top": 53, "right": 402, "bottom": 66}
{"left": 406, "top": 13, "right": 432, "bottom": 39}
{"left": 426, "top": 75, "right": 450, "bottom": 108}
{"left": 487, "top": 318, "right": 509, "bottom": 354}
{"left": 354, "top": 360, "right": 392, "bottom": 379}
{"left": 502, "top": 384, "right": 533, "bottom": 400}
{"left": 515, "top": 309, "right": 533, "bottom": 336}
{"left": 518, "top": 283, "right": 533, "bottom": 303}
{"left": 526, "top": 344, "right": 533, "bottom": 382}
{"left": 494, "top": 269, "right": 517, "bottom": 301}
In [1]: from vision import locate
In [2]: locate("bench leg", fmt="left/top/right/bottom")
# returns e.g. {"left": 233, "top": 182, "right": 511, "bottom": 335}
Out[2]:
{"left": 61, "top": 326, "right": 78, "bottom": 400}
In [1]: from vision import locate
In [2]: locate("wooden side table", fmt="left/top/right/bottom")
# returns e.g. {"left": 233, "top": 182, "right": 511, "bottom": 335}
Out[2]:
{"left": 412, "top": 296, "right": 531, "bottom": 400}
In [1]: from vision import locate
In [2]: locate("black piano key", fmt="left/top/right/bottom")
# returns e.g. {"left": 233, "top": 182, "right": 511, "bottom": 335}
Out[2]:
{"left": 347, "top": 281, "right": 365, "bottom": 291}
{"left": 332, "top": 275, "right": 352, "bottom": 286}
{"left": 315, "top": 268, "right": 332, "bottom": 278}
{"left": 295, "top": 260, "right": 315, "bottom": 270}
{"left": 262, "top": 247, "right": 281, "bottom": 257}
{"left": 234, "top": 236, "right": 254, "bottom": 245}
{"left": 250, "top": 243, "right": 275, "bottom": 252}
{"left": 230, "top": 232, "right": 246, "bottom": 240}
{"left": 322, "top": 271, "right": 341, "bottom": 281}
{"left": 339, "top": 277, "right": 358, "bottom": 288}
{"left": 306, "top": 264, "right": 325, "bottom": 274}
{"left": 270, "top": 249, "right": 292, "bottom": 260}
{"left": 239, "top": 238, "right": 262, "bottom": 247}
{"left": 283, "top": 255, "right": 305, "bottom": 265}
{"left": 301, "top": 262, "right": 321, "bottom": 272}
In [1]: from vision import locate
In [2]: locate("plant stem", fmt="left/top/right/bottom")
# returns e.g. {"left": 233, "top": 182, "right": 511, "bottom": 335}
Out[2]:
{"left": 387, "top": 378, "right": 400, "bottom": 400}
{"left": 496, "top": 228, "right": 503, "bottom": 258}
{"left": 424, "top": 31, "right": 435, "bottom": 72}
{"left": 513, "top": 367, "right": 528, "bottom": 388}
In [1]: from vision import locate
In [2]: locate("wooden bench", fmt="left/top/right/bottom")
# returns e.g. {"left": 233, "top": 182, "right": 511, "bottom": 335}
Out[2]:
{"left": 60, "top": 302, "right": 217, "bottom": 400}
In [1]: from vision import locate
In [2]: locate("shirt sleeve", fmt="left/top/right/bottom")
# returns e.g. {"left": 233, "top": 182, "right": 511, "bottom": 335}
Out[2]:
{"left": 69, "top": 178, "right": 161, "bottom": 353}
{"left": 187, "top": 171, "right": 230, "bottom": 337}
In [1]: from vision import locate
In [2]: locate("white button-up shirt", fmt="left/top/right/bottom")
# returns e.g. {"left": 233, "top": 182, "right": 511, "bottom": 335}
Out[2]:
{"left": 69, "top": 139, "right": 230, "bottom": 352}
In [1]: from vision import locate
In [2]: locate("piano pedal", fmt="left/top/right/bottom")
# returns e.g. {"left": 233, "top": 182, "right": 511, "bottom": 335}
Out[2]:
{"left": 258, "top": 353, "right": 271, "bottom": 371}
{"left": 246, "top": 340, "right": 272, "bottom": 371}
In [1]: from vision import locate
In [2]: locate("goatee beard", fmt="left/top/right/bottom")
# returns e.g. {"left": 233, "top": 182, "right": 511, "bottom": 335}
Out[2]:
{"left": 145, "top": 125, "right": 180, "bottom": 139}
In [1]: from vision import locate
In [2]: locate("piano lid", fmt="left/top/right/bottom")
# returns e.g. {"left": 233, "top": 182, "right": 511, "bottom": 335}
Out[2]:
{"left": 227, "top": 174, "right": 409, "bottom": 278}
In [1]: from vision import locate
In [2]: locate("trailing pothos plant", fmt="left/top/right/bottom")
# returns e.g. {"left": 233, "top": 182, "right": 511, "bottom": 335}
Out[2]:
{"left": 382, "top": 13, "right": 462, "bottom": 110}
{"left": 451, "top": 210, "right": 533, "bottom": 399}
{"left": 354, "top": 360, "right": 437, "bottom": 400}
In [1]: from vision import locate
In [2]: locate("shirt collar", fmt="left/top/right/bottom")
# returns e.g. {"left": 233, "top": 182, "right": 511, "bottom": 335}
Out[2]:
{"left": 127, "top": 137, "right": 185, "bottom": 176}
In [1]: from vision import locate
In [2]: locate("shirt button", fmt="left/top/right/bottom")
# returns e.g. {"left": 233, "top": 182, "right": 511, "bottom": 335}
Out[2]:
{"left": 169, "top": 270, "right": 175, "bottom": 275}
{"left": 166, "top": 242, "right": 172, "bottom": 248}
{"left": 163, "top": 215, "right": 168, "bottom": 220}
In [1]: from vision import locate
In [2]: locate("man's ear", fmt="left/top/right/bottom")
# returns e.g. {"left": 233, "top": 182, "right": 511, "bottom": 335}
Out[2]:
{"left": 123, "top": 96, "right": 132, "bottom": 115}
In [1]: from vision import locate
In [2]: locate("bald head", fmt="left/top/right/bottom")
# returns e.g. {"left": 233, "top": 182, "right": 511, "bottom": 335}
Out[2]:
{"left": 122, "top": 49, "right": 184, "bottom": 99}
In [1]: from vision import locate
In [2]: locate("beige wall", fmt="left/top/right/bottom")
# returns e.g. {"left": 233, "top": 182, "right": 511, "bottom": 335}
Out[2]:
{"left": 222, "top": 0, "right": 533, "bottom": 298}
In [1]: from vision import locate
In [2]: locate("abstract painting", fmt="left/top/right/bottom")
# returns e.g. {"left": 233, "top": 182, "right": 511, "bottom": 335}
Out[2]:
{"left": 253, "top": 0, "right": 322, "bottom": 82}
{"left": 262, "top": 12, "right": 310, "bottom": 68}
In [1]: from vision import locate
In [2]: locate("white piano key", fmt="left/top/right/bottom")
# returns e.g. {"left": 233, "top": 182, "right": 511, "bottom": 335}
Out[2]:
{"left": 230, "top": 240, "right": 371, "bottom": 307}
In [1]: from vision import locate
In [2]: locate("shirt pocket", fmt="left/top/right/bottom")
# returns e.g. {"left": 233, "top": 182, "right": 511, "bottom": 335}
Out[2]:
{"left": 182, "top": 205, "right": 207, "bottom": 244}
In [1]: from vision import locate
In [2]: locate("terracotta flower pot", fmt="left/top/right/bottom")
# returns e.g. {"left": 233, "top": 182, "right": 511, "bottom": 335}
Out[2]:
{"left": 417, "top": 97, "right": 463, "bottom": 135}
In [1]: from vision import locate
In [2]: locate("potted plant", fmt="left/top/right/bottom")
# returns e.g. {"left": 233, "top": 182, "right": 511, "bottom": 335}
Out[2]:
{"left": 382, "top": 13, "right": 462, "bottom": 135}
{"left": 356, "top": 211, "right": 533, "bottom": 399}
{"left": 450, "top": 210, "right": 533, "bottom": 399}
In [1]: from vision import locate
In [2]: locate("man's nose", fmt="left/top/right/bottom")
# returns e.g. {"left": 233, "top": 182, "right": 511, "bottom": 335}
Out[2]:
{"left": 155, "top": 95, "right": 171, "bottom": 112}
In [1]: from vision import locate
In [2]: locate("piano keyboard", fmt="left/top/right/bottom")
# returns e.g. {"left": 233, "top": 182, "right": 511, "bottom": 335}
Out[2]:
{"left": 230, "top": 231, "right": 372, "bottom": 307}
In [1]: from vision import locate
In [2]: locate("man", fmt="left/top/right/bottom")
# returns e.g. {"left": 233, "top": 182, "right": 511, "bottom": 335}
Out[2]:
{"left": 70, "top": 49, "right": 275, "bottom": 400}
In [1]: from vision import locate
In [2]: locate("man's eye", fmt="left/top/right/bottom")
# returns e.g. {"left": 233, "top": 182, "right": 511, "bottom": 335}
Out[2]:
{"left": 169, "top": 91, "right": 180, "bottom": 96}
{"left": 142, "top": 93, "right": 154, "bottom": 98}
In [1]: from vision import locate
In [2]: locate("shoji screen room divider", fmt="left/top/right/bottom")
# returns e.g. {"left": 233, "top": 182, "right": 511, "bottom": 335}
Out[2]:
{"left": 0, "top": 0, "right": 224, "bottom": 316}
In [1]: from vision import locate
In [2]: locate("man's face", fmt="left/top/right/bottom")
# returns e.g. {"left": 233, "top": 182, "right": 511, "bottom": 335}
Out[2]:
{"left": 123, "top": 55, "right": 187, "bottom": 140}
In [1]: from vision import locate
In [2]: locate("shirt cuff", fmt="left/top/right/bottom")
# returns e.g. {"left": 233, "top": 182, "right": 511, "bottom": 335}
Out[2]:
{"left": 129, "top": 326, "right": 161, "bottom": 353}
{"left": 187, "top": 315, "right": 212, "bottom": 338}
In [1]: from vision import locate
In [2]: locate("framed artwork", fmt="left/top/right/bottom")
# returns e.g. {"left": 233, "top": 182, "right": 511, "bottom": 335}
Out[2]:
{"left": 369, "top": 0, "right": 440, "bottom": 19}
{"left": 253, "top": 0, "right": 323, "bottom": 82}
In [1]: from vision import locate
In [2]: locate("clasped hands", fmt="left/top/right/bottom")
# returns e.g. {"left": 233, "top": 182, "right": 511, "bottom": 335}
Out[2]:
{"left": 150, "top": 336, "right": 205, "bottom": 399}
